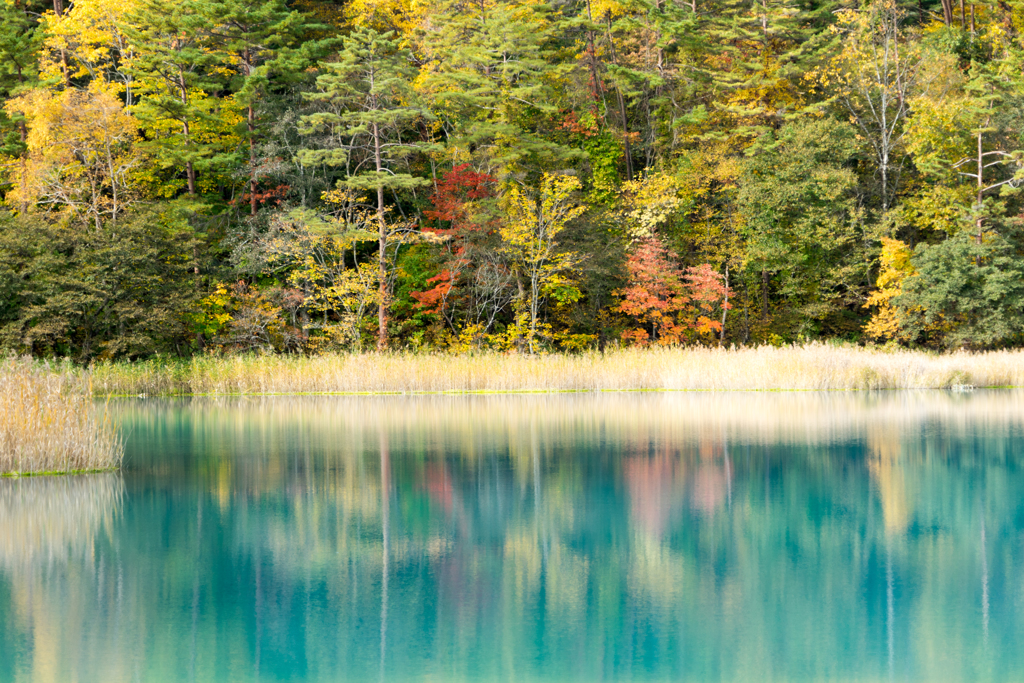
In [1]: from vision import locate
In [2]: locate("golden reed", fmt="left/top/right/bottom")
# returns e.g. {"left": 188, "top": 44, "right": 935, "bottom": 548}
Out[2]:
{"left": 0, "top": 358, "right": 123, "bottom": 475}
{"left": 87, "top": 343, "right": 1024, "bottom": 395}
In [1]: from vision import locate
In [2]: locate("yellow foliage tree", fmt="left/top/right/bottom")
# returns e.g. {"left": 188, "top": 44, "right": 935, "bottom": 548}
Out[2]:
{"left": 620, "top": 171, "right": 680, "bottom": 240}
{"left": 4, "top": 84, "right": 140, "bottom": 227}
{"left": 499, "top": 173, "right": 585, "bottom": 353}
{"left": 39, "top": 0, "right": 138, "bottom": 96}
{"left": 864, "top": 237, "right": 915, "bottom": 341}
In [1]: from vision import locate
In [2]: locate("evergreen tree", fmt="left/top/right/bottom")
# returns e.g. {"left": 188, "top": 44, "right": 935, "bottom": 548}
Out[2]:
{"left": 414, "top": 0, "right": 573, "bottom": 175}
{"left": 299, "top": 27, "right": 434, "bottom": 350}
{"left": 124, "top": 0, "right": 233, "bottom": 197}
{"left": 0, "top": 3, "right": 40, "bottom": 209}
{"left": 702, "top": 0, "right": 830, "bottom": 142}
{"left": 203, "top": 0, "right": 331, "bottom": 214}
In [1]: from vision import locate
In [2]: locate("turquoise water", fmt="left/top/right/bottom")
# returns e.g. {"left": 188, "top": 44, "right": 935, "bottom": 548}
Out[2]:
{"left": 2, "top": 392, "right": 1024, "bottom": 682}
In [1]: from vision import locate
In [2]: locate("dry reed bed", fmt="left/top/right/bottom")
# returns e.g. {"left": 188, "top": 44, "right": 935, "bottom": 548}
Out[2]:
{"left": 89, "top": 344, "right": 1024, "bottom": 395}
{"left": 0, "top": 358, "right": 123, "bottom": 475}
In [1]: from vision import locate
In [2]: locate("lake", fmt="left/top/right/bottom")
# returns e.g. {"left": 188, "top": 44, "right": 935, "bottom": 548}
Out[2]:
{"left": 2, "top": 392, "right": 1023, "bottom": 682}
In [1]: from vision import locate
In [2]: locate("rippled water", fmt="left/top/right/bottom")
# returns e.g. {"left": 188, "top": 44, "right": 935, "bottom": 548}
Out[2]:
{"left": 2, "top": 392, "right": 1024, "bottom": 682}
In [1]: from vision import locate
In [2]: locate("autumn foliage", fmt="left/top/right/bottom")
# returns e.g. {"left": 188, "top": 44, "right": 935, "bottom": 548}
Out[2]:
{"left": 411, "top": 164, "right": 497, "bottom": 315}
{"left": 617, "top": 236, "right": 731, "bottom": 346}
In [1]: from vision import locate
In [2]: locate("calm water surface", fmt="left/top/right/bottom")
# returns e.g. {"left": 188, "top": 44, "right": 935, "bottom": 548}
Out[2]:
{"left": 2, "top": 392, "right": 1024, "bottom": 682}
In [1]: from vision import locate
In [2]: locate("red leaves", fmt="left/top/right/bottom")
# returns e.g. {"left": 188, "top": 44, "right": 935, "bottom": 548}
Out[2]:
{"left": 616, "top": 236, "right": 731, "bottom": 346}
{"left": 423, "top": 164, "right": 496, "bottom": 236}
{"left": 410, "top": 270, "right": 454, "bottom": 314}
{"left": 412, "top": 165, "right": 498, "bottom": 314}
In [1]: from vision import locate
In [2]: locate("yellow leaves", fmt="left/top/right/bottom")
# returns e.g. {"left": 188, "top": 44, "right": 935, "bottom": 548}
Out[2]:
{"left": 4, "top": 83, "right": 140, "bottom": 222}
{"left": 620, "top": 172, "right": 680, "bottom": 240}
{"left": 347, "top": 0, "right": 424, "bottom": 36}
{"left": 905, "top": 94, "right": 973, "bottom": 181}
{"left": 39, "top": 0, "right": 138, "bottom": 87}
{"left": 499, "top": 173, "right": 585, "bottom": 261}
{"left": 590, "top": 0, "right": 630, "bottom": 21}
{"left": 864, "top": 237, "right": 914, "bottom": 342}
{"left": 498, "top": 173, "right": 585, "bottom": 352}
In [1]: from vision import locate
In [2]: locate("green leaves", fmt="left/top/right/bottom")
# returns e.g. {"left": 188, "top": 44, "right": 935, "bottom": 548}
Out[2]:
{"left": 896, "top": 230, "right": 1024, "bottom": 349}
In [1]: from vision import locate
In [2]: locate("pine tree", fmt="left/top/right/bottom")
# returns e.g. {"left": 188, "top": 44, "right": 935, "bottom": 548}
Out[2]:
{"left": 414, "top": 0, "right": 573, "bottom": 175}
{"left": 124, "top": 0, "right": 232, "bottom": 196}
{"left": 702, "top": 0, "right": 830, "bottom": 142}
{"left": 0, "top": 3, "right": 41, "bottom": 210}
{"left": 299, "top": 27, "right": 434, "bottom": 350}
{"left": 203, "top": 0, "right": 330, "bottom": 214}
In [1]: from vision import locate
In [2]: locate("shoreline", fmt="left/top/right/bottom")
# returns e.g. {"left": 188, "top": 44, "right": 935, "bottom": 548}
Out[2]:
{"left": 80, "top": 344, "right": 1024, "bottom": 396}
{"left": 98, "top": 385, "right": 999, "bottom": 398}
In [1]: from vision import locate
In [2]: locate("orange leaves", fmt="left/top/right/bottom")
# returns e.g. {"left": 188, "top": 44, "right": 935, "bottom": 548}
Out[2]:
{"left": 409, "top": 269, "right": 454, "bottom": 314}
{"left": 616, "top": 236, "right": 730, "bottom": 346}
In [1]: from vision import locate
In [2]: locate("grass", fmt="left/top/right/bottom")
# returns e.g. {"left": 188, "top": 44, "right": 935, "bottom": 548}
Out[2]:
{"left": 84, "top": 343, "right": 1024, "bottom": 396}
{"left": 0, "top": 358, "right": 124, "bottom": 475}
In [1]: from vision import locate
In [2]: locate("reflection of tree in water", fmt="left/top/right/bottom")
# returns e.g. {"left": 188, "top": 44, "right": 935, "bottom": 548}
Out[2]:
{"left": 5, "top": 393, "right": 1023, "bottom": 682}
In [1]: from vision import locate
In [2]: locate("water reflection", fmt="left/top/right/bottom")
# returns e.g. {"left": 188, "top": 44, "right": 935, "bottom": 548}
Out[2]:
{"left": 0, "top": 475, "right": 123, "bottom": 683}
{"left": 1, "top": 392, "right": 1023, "bottom": 682}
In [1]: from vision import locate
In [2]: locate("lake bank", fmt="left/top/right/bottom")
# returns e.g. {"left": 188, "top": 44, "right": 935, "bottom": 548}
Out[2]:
{"left": 84, "top": 344, "right": 1024, "bottom": 396}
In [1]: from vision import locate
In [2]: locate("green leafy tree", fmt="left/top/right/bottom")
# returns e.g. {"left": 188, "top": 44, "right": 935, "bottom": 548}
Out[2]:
{"left": 737, "top": 118, "right": 865, "bottom": 338}
{"left": 896, "top": 229, "right": 1024, "bottom": 349}
{"left": 0, "top": 208, "right": 200, "bottom": 359}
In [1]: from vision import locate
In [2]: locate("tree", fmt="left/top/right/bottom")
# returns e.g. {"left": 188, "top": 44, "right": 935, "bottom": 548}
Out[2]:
{"left": 498, "top": 173, "right": 585, "bottom": 353}
{"left": 299, "top": 27, "right": 433, "bottom": 350}
{"left": 0, "top": 2, "right": 41, "bottom": 210}
{"left": 0, "top": 208, "right": 200, "bottom": 359}
{"left": 864, "top": 237, "right": 914, "bottom": 342}
{"left": 828, "top": 1, "right": 930, "bottom": 212}
{"left": 5, "top": 85, "right": 141, "bottom": 227}
{"left": 203, "top": 0, "right": 328, "bottom": 215}
{"left": 413, "top": 164, "right": 508, "bottom": 337}
{"left": 737, "top": 119, "right": 865, "bottom": 338}
{"left": 37, "top": 0, "right": 137, "bottom": 101}
{"left": 413, "top": 0, "right": 574, "bottom": 175}
{"left": 896, "top": 229, "right": 1024, "bottom": 349}
{"left": 125, "top": 0, "right": 235, "bottom": 196}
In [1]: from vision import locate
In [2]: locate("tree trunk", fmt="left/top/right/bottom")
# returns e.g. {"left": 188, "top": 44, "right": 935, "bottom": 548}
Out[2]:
{"left": 18, "top": 120, "right": 28, "bottom": 214}
{"left": 178, "top": 69, "right": 196, "bottom": 195}
{"left": 249, "top": 104, "right": 257, "bottom": 216}
{"left": 976, "top": 129, "right": 984, "bottom": 243}
{"left": 374, "top": 121, "right": 388, "bottom": 351}
{"left": 940, "top": 0, "right": 953, "bottom": 25}
{"left": 245, "top": 49, "right": 258, "bottom": 217}
{"left": 719, "top": 264, "right": 729, "bottom": 347}
{"left": 604, "top": 18, "right": 634, "bottom": 180}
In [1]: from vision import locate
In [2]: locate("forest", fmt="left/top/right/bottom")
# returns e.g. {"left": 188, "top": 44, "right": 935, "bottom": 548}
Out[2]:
{"left": 2, "top": 0, "right": 1024, "bottom": 359}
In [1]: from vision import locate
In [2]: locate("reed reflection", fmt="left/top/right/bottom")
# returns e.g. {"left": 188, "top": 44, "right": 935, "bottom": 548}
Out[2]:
{"left": 0, "top": 474, "right": 123, "bottom": 683}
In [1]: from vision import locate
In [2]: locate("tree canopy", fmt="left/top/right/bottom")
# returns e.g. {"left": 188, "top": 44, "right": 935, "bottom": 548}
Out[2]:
{"left": 4, "top": 0, "right": 1024, "bottom": 358}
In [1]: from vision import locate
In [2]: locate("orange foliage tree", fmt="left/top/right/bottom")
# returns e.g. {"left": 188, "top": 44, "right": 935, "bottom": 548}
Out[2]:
{"left": 616, "top": 236, "right": 731, "bottom": 346}
{"left": 411, "top": 164, "right": 497, "bottom": 318}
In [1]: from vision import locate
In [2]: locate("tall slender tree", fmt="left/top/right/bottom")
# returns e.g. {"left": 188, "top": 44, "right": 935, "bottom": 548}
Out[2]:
{"left": 299, "top": 27, "right": 433, "bottom": 349}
